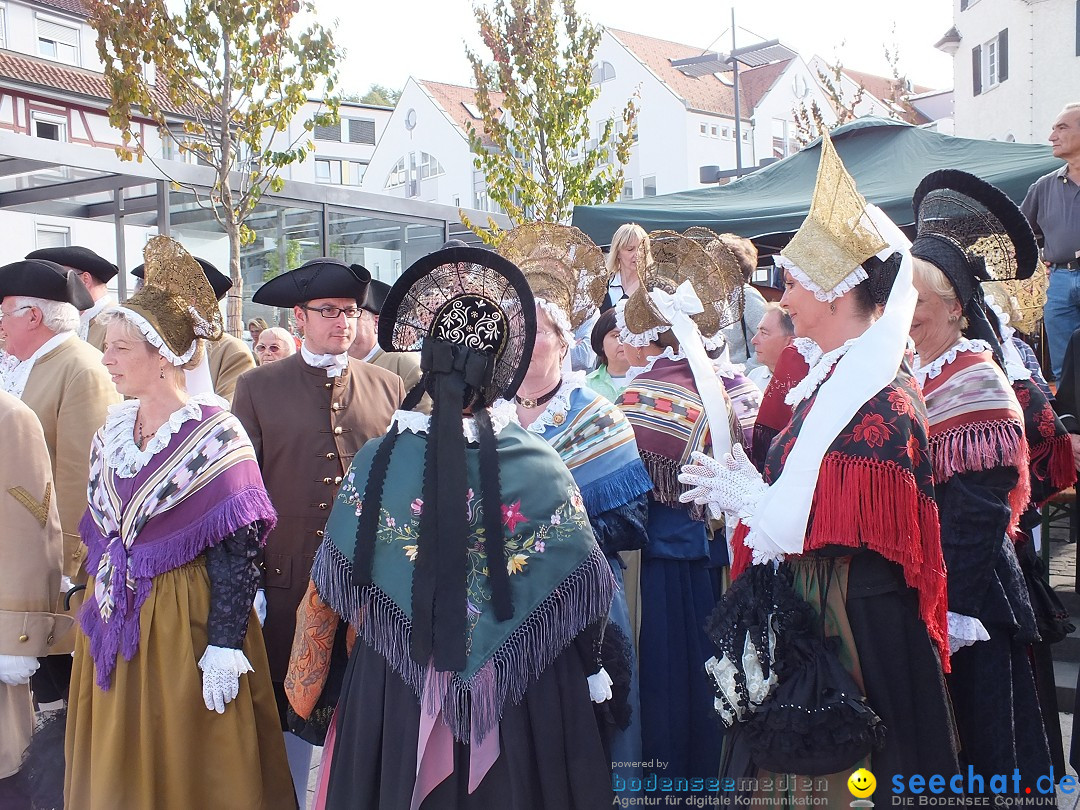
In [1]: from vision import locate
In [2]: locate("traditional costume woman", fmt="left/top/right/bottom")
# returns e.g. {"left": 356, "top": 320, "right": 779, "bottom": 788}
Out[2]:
{"left": 498, "top": 222, "right": 653, "bottom": 783}
{"left": 615, "top": 230, "right": 744, "bottom": 785}
{"left": 909, "top": 170, "right": 1055, "bottom": 788}
{"left": 748, "top": 342, "right": 811, "bottom": 472}
{"left": 681, "top": 132, "right": 958, "bottom": 803}
{"left": 65, "top": 237, "right": 292, "bottom": 809}
{"left": 285, "top": 247, "right": 616, "bottom": 809}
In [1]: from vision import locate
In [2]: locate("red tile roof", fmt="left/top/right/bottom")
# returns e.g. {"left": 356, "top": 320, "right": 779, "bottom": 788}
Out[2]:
{"left": 417, "top": 79, "right": 505, "bottom": 147}
{"left": 840, "top": 67, "right": 934, "bottom": 124}
{"left": 606, "top": 28, "right": 792, "bottom": 118}
{"left": 33, "top": 0, "right": 88, "bottom": 17}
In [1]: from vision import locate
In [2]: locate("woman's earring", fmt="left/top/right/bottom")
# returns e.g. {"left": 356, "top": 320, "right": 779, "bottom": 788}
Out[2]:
{"left": 829, "top": 301, "right": 837, "bottom": 315}
{"left": 160, "top": 366, "right": 165, "bottom": 379}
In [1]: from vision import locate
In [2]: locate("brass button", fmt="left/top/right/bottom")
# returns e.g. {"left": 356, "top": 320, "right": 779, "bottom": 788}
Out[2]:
{"left": 316, "top": 530, "right": 324, "bottom": 538}
{"left": 333, "top": 426, "right": 343, "bottom": 435}
{"left": 319, "top": 502, "right": 329, "bottom": 510}
{"left": 325, "top": 452, "right": 337, "bottom": 460}
{"left": 324, "top": 382, "right": 333, "bottom": 389}
{"left": 323, "top": 477, "right": 333, "bottom": 484}
{"left": 274, "top": 567, "right": 282, "bottom": 575}
{"left": 334, "top": 476, "right": 343, "bottom": 485}
{"left": 18, "top": 633, "right": 28, "bottom": 643}
{"left": 331, "top": 402, "right": 343, "bottom": 411}
{"left": 73, "top": 547, "right": 83, "bottom": 560}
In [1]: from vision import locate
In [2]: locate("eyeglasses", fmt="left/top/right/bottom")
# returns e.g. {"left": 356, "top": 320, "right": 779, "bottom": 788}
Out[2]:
{"left": 0, "top": 305, "right": 32, "bottom": 322}
{"left": 301, "top": 305, "right": 361, "bottom": 319}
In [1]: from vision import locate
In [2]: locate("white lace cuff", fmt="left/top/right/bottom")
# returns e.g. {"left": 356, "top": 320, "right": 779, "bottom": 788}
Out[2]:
{"left": 198, "top": 645, "right": 254, "bottom": 675}
{"left": 947, "top": 611, "right": 990, "bottom": 653}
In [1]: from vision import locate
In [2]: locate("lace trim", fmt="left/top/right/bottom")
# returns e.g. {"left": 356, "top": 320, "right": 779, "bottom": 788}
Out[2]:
{"left": 792, "top": 337, "right": 822, "bottom": 367}
{"left": 775, "top": 255, "right": 867, "bottom": 303}
{"left": 103, "top": 392, "right": 223, "bottom": 478}
{"left": 912, "top": 338, "right": 992, "bottom": 385}
{"left": 512, "top": 371, "right": 587, "bottom": 434}
{"left": 947, "top": 611, "right": 990, "bottom": 646}
{"left": 784, "top": 339, "right": 858, "bottom": 407}
{"left": 115, "top": 307, "right": 197, "bottom": 366}
{"left": 614, "top": 298, "right": 668, "bottom": 348}
{"left": 390, "top": 398, "right": 516, "bottom": 442}
{"left": 536, "top": 298, "right": 575, "bottom": 346}
{"left": 624, "top": 346, "right": 685, "bottom": 384}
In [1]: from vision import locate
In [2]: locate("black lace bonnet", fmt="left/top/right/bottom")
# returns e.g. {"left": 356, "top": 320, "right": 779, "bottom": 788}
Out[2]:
{"left": 352, "top": 247, "right": 537, "bottom": 672}
{"left": 911, "top": 169, "right": 1038, "bottom": 360}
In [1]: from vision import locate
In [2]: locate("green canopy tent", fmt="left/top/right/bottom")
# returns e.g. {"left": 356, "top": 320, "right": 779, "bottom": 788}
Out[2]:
{"left": 571, "top": 117, "right": 1060, "bottom": 255}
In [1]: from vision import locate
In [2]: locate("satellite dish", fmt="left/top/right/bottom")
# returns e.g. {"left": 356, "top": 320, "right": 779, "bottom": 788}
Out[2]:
{"left": 404, "top": 108, "right": 417, "bottom": 130}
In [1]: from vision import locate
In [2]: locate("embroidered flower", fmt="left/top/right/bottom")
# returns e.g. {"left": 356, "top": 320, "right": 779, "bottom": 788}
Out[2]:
{"left": 507, "top": 553, "right": 529, "bottom": 574}
{"left": 501, "top": 500, "right": 527, "bottom": 533}
{"left": 386, "top": 516, "right": 396, "bottom": 529}
{"left": 1036, "top": 406, "right": 1057, "bottom": 439}
{"left": 354, "top": 504, "right": 363, "bottom": 518}
{"left": 888, "top": 388, "right": 915, "bottom": 418}
{"left": 467, "top": 599, "right": 482, "bottom": 616}
{"left": 410, "top": 498, "right": 423, "bottom": 515}
{"left": 904, "top": 434, "right": 921, "bottom": 465}
{"left": 1015, "top": 384, "right": 1031, "bottom": 410}
{"left": 535, "top": 540, "right": 546, "bottom": 553}
{"left": 852, "top": 413, "right": 891, "bottom": 448}
{"left": 403, "top": 544, "right": 418, "bottom": 561}
{"left": 550, "top": 513, "right": 561, "bottom": 525}
{"left": 570, "top": 492, "right": 584, "bottom": 512}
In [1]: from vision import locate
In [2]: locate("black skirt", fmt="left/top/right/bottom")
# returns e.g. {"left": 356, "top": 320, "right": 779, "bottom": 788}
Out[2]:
{"left": 324, "top": 639, "right": 614, "bottom": 809}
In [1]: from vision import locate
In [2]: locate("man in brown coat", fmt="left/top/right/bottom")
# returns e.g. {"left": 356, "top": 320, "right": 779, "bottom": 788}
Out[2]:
{"left": 134, "top": 256, "right": 255, "bottom": 404}
{"left": 233, "top": 258, "right": 403, "bottom": 803}
{"left": 0, "top": 390, "right": 73, "bottom": 806}
{"left": 26, "top": 246, "right": 118, "bottom": 352}
{"left": 0, "top": 260, "right": 119, "bottom": 701}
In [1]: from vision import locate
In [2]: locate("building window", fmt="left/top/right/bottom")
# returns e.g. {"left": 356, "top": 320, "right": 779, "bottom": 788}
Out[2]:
{"left": 643, "top": 176, "right": 657, "bottom": 197}
{"left": 314, "top": 158, "right": 342, "bottom": 184}
{"left": 972, "top": 30, "right": 1008, "bottom": 95}
{"left": 710, "top": 125, "right": 719, "bottom": 137}
{"left": 37, "top": 17, "right": 79, "bottom": 64}
{"left": 591, "top": 61, "right": 616, "bottom": 84}
{"left": 386, "top": 157, "right": 408, "bottom": 189}
{"left": 31, "top": 112, "right": 67, "bottom": 141}
{"left": 772, "top": 118, "right": 795, "bottom": 159}
{"left": 35, "top": 224, "right": 69, "bottom": 249}
{"left": 621, "top": 181, "right": 633, "bottom": 201}
{"left": 344, "top": 160, "right": 367, "bottom": 186}
{"left": 314, "top": 123, "right": 341, "bottom": 142}
{"left": 742, "top": 130, "right": 750, "bottom": 142}
{"left": 699, "top": 123, "right": 707, "bottom": 135}
{"left": 0, "top": 8, "right": 7, "bottom": 49}
{"left": 721, "top": 126, "right": 731, "bottom": 139}
{"left": 419, "top": 152, "right": 445, "bottom": 179}
{"left": 346, "top": 118, "right": 376, "bottom": 145}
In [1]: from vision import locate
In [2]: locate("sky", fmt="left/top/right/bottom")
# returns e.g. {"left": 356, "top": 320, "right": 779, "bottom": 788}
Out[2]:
{"left": 315, "top": 0, "right": 956, "bottom": 98}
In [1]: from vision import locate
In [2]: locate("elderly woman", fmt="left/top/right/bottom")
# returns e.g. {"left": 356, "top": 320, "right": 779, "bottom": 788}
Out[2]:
{"left": 602, "top": 223, "right": 650, "bottom": 311}
{"left": 908, "top": 170, "right": 1053, "bottom": 788}
{"left": 585, "top": 307, "right": 631, "bottom": 402}
{"left": 500, "top": 222, "right": 653, "bottom": 784}
{"left": 254, "top": 326, "right": 296, "bottom": 365}
{"left": 65, "top": 238, "right": 292, "bottom": 809}
{"left": 681, "top": 136, "right": 957, "bottom": 803}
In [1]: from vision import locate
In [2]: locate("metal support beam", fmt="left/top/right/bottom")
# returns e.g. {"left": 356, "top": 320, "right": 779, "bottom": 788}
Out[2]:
{"left": 114, "top": 189, "right": 128, "bottom": 301}
{"left": 0, "top": 174, "right": 127, "bottom": 207}
{"left": 0, "top": 158, "right": 55, "bottom": 178}
{"left": 157, "top": 180, "right": 171, "bottom": 236}
{"left": 85, "top": 194, "right": 158, "bottom": 219}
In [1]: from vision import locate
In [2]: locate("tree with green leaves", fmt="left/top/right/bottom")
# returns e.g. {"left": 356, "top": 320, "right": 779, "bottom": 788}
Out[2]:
{"left": 462, "top": 0, "right": 637, "bottom": 244}
{"left": 88, "top": 0, "right": 341, "bottom": 333}
{"left": 358, "top": 84, "right": 403, "bottom": 107}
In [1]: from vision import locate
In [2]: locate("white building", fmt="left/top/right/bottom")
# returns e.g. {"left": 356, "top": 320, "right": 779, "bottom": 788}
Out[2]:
{"left": 936, "top": 0, "right": 1080, "bottom": 142}
{"left": 273, "top": 99, "right": 392, "bottom": 188}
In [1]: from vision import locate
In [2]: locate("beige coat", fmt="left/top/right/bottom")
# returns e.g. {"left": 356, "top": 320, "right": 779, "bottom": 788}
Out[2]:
{"left": 21, "top": 336, "right": 121, "bottom": 587}
{"left": 0, "top": 391, "right": 73, "bottom": 776}
{"left": 85, "top": 311, "right": 109, "bottom": 352}
{"left": 369, "top": 347, "right": 429, "bottom": 413}
{"left": 232, "top": 354, "right": 404, "bottom": 680}
{"left": 207, "top": 333, "right": 256, "bottom": 406}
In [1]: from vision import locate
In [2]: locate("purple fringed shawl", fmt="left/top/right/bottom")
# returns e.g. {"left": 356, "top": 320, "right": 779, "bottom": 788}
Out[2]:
{"left": 78, "top": 405, "right": 276, "bottom": 690}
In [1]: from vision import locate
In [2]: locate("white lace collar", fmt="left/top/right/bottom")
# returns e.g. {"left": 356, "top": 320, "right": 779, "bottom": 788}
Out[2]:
{"left": 391, "top": 398, "right": 516, "bottom": 442}
{"left": 300, "top": 342, "right": 349, "bottom": 377}
{"left": 785, "top": 339, "right": 858, "bottom": 407}
{"left": 0, "top": 331, "right": 76, "bottom": 398}
{"left": 912, "top": 338, "right": 992, "bottom": 385}
{"left": 506, "top": 371, "right": 586, "bottom": 434}
{"left": 624, "top": 346, "right": 685, "bottom": 383}
{"left": 103, "top": 392, "right": 223, "bottom": 478}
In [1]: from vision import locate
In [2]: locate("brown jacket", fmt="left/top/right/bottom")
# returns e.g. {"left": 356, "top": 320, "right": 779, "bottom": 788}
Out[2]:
{"left": 0, "top": 392, "right": 74, "bottom": 776}
{"left": 208, "top": 333, "right": 256, "bottom": 406}
{"left": 369, "top": 348, "right": 429, "bottom": 413}
{"left": 232, "top": 353, "right": 403, "bottom": 680}
{"left": 21, "top": 336, "right": 121, "bottom": 584}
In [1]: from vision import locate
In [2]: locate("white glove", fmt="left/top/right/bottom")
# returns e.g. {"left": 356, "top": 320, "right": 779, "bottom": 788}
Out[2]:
{"left": 947, "top": 611, "right": 990, "bottom": 654}
{"left": 587, "top": 667, "right": 613, "bottom": 703}
{"left": 198, "top": 645, "right": 253, "bottom": 714}
{"left": 678, "top": 445, "right": 767, "bottom": 522}
{"left": 0, "top": 654, "right": 39, "bottom": 686}
{"left": 253, "top": 589, "right": 267, "bottom": 627}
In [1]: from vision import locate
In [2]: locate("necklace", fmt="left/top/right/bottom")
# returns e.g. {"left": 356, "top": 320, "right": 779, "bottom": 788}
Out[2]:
{"left": 515, "top": 378, "right": 562, "bottom": 409}
{"left": 135, "top": 419, "right": 147, "bottom": 449}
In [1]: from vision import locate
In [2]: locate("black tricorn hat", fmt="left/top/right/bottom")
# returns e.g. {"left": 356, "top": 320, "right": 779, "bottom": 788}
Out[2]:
{"left": 253, "top": 259, "right": 371, "bottom": 308}
{"left": 361, "top": 278, "right": 391, "bottom": 315}
{"left": 0, "top": 259, "right": 94, "bottom": 310}
{"left": 134, "top": 257, "right": 232, "bottom": 301}
{"left": 26, "top": 246, "right": 118, "bottom": 283}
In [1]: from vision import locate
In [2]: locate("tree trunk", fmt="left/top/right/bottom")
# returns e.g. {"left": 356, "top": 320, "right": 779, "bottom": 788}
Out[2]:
{"left": 226, "top": 218, "right": 243, "bottom": 337}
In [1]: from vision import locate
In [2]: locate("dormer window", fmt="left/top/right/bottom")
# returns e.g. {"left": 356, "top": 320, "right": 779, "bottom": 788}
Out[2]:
{"left": 37, "top": 17, "right": 80, "bottom": 65}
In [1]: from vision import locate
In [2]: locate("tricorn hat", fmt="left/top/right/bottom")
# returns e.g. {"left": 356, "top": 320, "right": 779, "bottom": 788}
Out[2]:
{"left": 361, "top": 278, "right": 391, "bottom": 316}
{"left": 26, "top": 246, "right": 118, "bottom": 284}
{"left": 253, "top": 259, "right": 370, "bottom": 308}
{"left": 0, "top": 259, "right": 94, "bottom": 310}
{"left": 133, "top": 257, "right": 232, "bottom": 301}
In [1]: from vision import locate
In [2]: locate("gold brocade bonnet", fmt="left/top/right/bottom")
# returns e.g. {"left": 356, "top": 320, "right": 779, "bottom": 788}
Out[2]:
{"left": 120, "top": 237, "right": 224, "bottom": 365}
{"left": 779, "top": 129, "right": 887, "bottom": 301}
{"left": 496, "top": 222, "right": 609, "bottom": 330}
{"left": 621, "top": 228, "right": 744, "bottom": 347}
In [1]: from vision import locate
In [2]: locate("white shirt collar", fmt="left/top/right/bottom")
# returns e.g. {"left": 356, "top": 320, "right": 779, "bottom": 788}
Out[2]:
{"left": 300, "top": 341, "right": 350, "bottom": 377}
{"left": 362, "top": 344, "right": 380, "bottom": 363}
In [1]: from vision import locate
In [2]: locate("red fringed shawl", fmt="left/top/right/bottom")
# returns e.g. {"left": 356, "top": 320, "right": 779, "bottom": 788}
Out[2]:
{"left": 732, "top": 365, "right": 950, "bottom": 667}
{"left": 1011, "top": 375, "right": 1076, "bottom": 506}
{"left": 919, "top": 349, "right": 1031, "bottom": 537}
